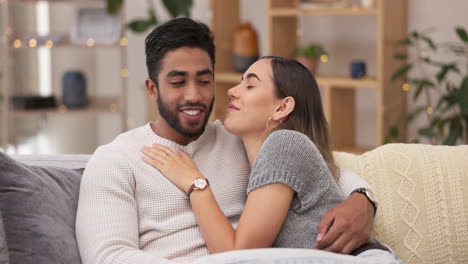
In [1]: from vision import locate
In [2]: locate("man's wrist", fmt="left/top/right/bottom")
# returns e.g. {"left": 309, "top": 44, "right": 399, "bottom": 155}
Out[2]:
{"left": 350, "top": 188, "right": 378, "bottom": 216}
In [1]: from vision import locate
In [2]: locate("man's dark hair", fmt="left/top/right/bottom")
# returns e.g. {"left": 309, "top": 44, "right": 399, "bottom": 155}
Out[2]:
{"left": 145, "top": 17, "right": 215, "bottom": 86}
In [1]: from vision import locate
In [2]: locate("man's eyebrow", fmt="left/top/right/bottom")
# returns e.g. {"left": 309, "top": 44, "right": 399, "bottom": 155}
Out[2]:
{"left": 197, "top": 69, "right": 214, "bottom": 76}
{"left": 166, "top": 71, "right": 188, "bottom": 78}
{"left": 241, "top": 73, "right": 261, "bottom": 81}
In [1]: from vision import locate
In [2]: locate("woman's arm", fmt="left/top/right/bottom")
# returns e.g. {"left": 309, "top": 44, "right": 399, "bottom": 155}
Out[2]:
{"left": 190, "top": 183, "right": 294, "bottom": 253}
{"left": 141, "top": 144, "right": 294, "bottom": 253}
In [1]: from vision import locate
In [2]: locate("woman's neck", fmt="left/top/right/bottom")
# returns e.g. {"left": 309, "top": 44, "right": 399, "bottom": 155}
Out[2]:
{"left": 240, "top": 134, "right": 266, "bottom": 167}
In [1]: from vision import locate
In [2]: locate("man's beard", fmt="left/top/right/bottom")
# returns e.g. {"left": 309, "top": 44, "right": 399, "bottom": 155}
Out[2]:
{"left": 157, "top": 95, "right": 214, "bottom": 138}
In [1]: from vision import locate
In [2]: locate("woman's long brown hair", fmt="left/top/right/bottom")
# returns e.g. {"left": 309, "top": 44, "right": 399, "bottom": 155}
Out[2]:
{"left": 263, "top": 56, "right": 339, "bottom": 181}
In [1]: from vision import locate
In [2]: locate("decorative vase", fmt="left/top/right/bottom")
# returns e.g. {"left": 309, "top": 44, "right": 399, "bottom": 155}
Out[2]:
{"left": 233, "top": 22, "right": 259, "bottom": 73}
{"left": 296, "top": 56, "right": 320, "bottom": 74}
{"left": 62, "top": 71, "right": 87, "bottom": 109}
{"left": 350, "top": 60, "right": 367, "bottom": 79}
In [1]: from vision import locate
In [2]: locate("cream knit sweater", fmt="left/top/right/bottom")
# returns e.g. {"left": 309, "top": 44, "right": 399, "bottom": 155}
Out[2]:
{"left": 76, "top": 121, "right": 370, "bottom": 263}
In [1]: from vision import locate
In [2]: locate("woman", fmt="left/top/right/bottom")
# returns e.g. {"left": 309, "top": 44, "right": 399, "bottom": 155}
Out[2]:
{"left": 141, "top": 56, "right": 401, "bottom": 262}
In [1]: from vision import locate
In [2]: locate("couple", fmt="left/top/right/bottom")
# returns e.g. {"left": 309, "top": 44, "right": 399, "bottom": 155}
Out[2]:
{"left": 76, "top": 18, "right": 401, "bottom": 263}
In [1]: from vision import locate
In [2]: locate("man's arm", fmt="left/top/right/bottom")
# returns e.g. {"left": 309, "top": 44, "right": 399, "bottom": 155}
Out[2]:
{"left": 314, "top": 168, "right": 375, "bottom": 254}
{"left": 76, "top": 148, "right": 171, "bottom": 264}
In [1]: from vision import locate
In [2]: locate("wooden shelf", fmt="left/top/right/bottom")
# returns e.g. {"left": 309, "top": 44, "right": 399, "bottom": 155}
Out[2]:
{"left": 11, "top": 0, "right": 106, "bottom": 8}
{"left": 270, "top": 7, "right": 379, "bottom": 17}
{"left": 9, "top": 96, "right": 121, "bottom": 117}
{"left": 216, "top": 71, "right": 377, "bottom": 88}
{"left": 11, "top": 42, "right": 121, "bottom": 50}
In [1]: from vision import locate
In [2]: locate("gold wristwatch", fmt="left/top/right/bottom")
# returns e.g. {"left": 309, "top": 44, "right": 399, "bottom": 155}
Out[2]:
{"left": 352, "top": 187, "right": 378, "bottom": 214}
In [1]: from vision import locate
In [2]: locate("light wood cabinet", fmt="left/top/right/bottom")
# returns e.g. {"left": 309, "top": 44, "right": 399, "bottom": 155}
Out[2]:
{"left": 210, "top": 0, "right": 407, "bottom": 153}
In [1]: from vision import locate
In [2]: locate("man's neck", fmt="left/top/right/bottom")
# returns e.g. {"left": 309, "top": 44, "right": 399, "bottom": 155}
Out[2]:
{"left": 150, "top": 118, "right": 199, "bottom": 146}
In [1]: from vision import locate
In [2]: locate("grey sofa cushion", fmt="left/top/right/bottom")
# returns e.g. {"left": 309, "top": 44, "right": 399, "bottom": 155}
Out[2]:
{"left": 0, "top": 152, "right": 84, "bottom": 264}
{"left": 0, "top": 211, "right": 9, "bottom": 264}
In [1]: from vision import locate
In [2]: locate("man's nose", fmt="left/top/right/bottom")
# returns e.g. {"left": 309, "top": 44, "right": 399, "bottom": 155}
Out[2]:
{"left": 184, "top": 82, "right": 203, "bottom": 102}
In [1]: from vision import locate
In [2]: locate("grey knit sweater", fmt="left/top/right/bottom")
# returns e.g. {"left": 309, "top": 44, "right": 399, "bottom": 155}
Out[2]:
{"left": 247, "top": 129, "right": 344, "bottom": 248}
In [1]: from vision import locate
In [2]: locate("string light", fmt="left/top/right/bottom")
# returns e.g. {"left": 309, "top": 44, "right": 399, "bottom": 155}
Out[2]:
{"left": 120, "top": 68, "right": 129, "bottom": 78}
{"left": 426, "top": 107, "right": 433, "bottom": 115}
{"left": 13, "top": 39, "right": 22, "bottom": 48}
{"left": 86, "top": 38, "right": 95, "bottom": 47}
{"left": 58, "top": 105, "right": 67, "bottom": 113}
{"left": 109, "top": 103, "right": 117, "bottom": 112}
{"left": 45, "top": 40, "right": 54, "bottom": 48}
{"left": 29, "top": 38, "right": 37, "bottom": 48}
{"left": 296, "top": 28, "right": 303, "bottom": 38}
{"left": 402, "top": 83, "right": 409, "bottom": 92}
{"left": 320, "top": 54, "right": 328, "bottom": 63}
{"left": 120, "top": 37, "right": 128, "bottom": 46}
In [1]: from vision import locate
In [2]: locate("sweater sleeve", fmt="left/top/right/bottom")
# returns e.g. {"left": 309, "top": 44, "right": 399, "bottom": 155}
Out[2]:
{"left": 247, "top": 130, "right": 340, "bottom": 213}
{"left": 75, "top": 146, "right": 171, "bottom": 264}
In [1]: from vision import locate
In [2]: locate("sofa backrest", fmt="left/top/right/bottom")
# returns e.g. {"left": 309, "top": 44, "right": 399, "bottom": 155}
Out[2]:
{"left": 334, "top": 143, "right": 468, "bottom": 264}
{"left": 11, "top": 154, "right": 90, "bottom": 169}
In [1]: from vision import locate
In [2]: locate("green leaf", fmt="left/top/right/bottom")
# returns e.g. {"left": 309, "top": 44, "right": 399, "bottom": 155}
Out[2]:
{"left": 162, "top": 0, "right": 193, "bottom": 18}
{"left": 436, "top": 64, "right": 459, "bottom": 83}
{"left": 148, "top": 8, "right": 158, "bottom": 24}
{"left": 106, "top": 0, "right": 123, "bottom": 15}
{"left": 410, "top": 79, "right": 435, "bottom": 100}
{"left": 127, "top": 20, "right": 152, "bottom": 33}
{"left": 456, "top": 27, "right": 468, "bottom": 43}
{"left": 443, "top": 117, "right": 462, "bottom": 145}
{"left": 458, "top": 77, "right": 468, "bottom": 115}
{"left": 398, "top": 38, "right": 412, "bottom": 46}
{"left": 421, "top": 35, "right": 437, "bottom": 50}
{"left": 391, "top": 64, "right": 412, "bottom": 81}
{"left": 406, "top": 106, "right": 426, "bottom": 123}
{"left": 418, "top": 127, "right": 436, "bottom": 139}
{"left": 394, "top": 53, "right": 408, "bottom": 60}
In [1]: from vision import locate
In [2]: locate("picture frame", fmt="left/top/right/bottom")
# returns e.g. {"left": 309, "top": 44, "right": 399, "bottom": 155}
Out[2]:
{"left": 71, "top": 7, "right": 121, "bottom": 45}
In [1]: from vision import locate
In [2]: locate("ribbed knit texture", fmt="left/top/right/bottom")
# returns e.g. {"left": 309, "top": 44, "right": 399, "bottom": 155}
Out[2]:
{"left": 76, "top": 123, "right": 372, "bottom": 263}
{"left": 333, "top": 144, "right": 468, "bottom": 264}
{"left": 76, "top": 121, "right": 251, "bottom": 264}
{"left": 247, "top": 130, "right": 344, "bottom": 248}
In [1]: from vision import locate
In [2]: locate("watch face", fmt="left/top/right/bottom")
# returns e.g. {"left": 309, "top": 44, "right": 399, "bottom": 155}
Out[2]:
{"left": 194, "top": 178, "right": 207, "bottom": 189}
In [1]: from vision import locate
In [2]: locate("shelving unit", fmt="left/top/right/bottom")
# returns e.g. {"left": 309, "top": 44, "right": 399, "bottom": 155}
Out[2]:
{"left": 210, "top": 0, "right": 407, "bottom": 153}
{"left": 0, "top": 0, "right": 128, "bottom": 151}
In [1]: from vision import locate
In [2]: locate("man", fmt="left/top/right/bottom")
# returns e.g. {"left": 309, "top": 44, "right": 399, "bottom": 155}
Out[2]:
{"left": 76, "top": 18, "right": 377, "bottom": 263}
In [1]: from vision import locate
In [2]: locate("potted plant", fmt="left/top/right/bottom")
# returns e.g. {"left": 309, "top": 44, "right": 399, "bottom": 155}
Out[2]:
{"left": 292, "top": 43, "right": 328, "bottom": 74}
{"left": 106, "top": 0, "right": 193, "bottom": 33}
{"left": 387, "top": 27, "right": 468, "bottom": 145}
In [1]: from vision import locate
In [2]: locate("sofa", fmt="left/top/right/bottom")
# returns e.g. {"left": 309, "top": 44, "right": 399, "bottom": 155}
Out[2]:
{"left": 0, "top": 143, "right": 467, "bottom": 264}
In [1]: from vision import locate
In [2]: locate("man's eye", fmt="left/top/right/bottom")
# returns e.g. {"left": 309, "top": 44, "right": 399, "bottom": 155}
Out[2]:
{"left": 171, "top": 81, "right": 184, "bottom": 86}
{"left": 199, "top": 80, "right": 211, "bottom": 85}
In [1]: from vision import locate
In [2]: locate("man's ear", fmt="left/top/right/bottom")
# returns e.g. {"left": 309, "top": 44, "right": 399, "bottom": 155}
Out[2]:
{"left": 274, "top": 96, "right": 295, "bottom": 121}
{"left": 145, "top": 77, "right": 158, "bottom": 102}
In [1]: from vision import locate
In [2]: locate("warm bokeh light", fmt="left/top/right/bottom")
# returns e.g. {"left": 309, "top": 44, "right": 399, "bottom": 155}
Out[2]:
{"left": 13, "top": 39, "right": 22, "bottom": 48}
{"left": 120, "top": 37, "right": 128, "bottom": 46}
{"left": 120, "top": 68, "right": 129, "bottom": 78}
{"left": 402, "top": 83, "right": 409, "bottom": 92}
{"left": 86, "top": 38, "right": 95, "bottom": 47}
{"left": 109, "top": 103, "right": 118, "bottom": 113}
{"left": 320, "top": 54, "right": 328, "bottom": 63}
{"left": 426, "top": 107, "right": 433, "bottom": 115}
{"left": 45, "top": 40, "right": 54, "bottom": 48}
{"left": 58, "top": 105, "right": 67, "bottom": 113}
{"left": 29, "top": 39, "right": 37, "bottom": 48}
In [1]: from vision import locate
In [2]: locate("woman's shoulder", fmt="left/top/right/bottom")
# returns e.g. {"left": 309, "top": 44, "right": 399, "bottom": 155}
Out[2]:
{"left": 263, "top": 129, "right": 318, "bottom": 153}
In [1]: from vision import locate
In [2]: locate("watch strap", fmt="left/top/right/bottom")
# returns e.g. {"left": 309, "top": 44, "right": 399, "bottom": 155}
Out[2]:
{"left": 187, "top": 178, "right": 209, "bottom": 198}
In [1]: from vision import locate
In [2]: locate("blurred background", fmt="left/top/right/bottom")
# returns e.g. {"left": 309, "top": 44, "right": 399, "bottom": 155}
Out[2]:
{"left": 1, "top": 0, "right": 467, "bottom": 154}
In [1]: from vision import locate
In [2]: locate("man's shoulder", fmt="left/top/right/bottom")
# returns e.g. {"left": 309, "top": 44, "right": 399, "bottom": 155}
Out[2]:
{"left": 92, "top": 125, "right": 147, "bottom": 157}
{"left": 207, "top": 120, "right": 241, "bottom": 143}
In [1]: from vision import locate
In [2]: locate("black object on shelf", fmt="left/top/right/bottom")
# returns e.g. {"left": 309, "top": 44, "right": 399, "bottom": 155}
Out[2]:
{"left": 10, "top": 95, "right": 57, "bottom": 110}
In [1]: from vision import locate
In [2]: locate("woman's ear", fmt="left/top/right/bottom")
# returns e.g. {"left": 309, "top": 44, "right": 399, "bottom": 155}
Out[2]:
{"left": 145, "top": 77, "right": 159, "bottom": 102}
{"left": 274, "top": 96, "right": 295, "bottom": 121}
